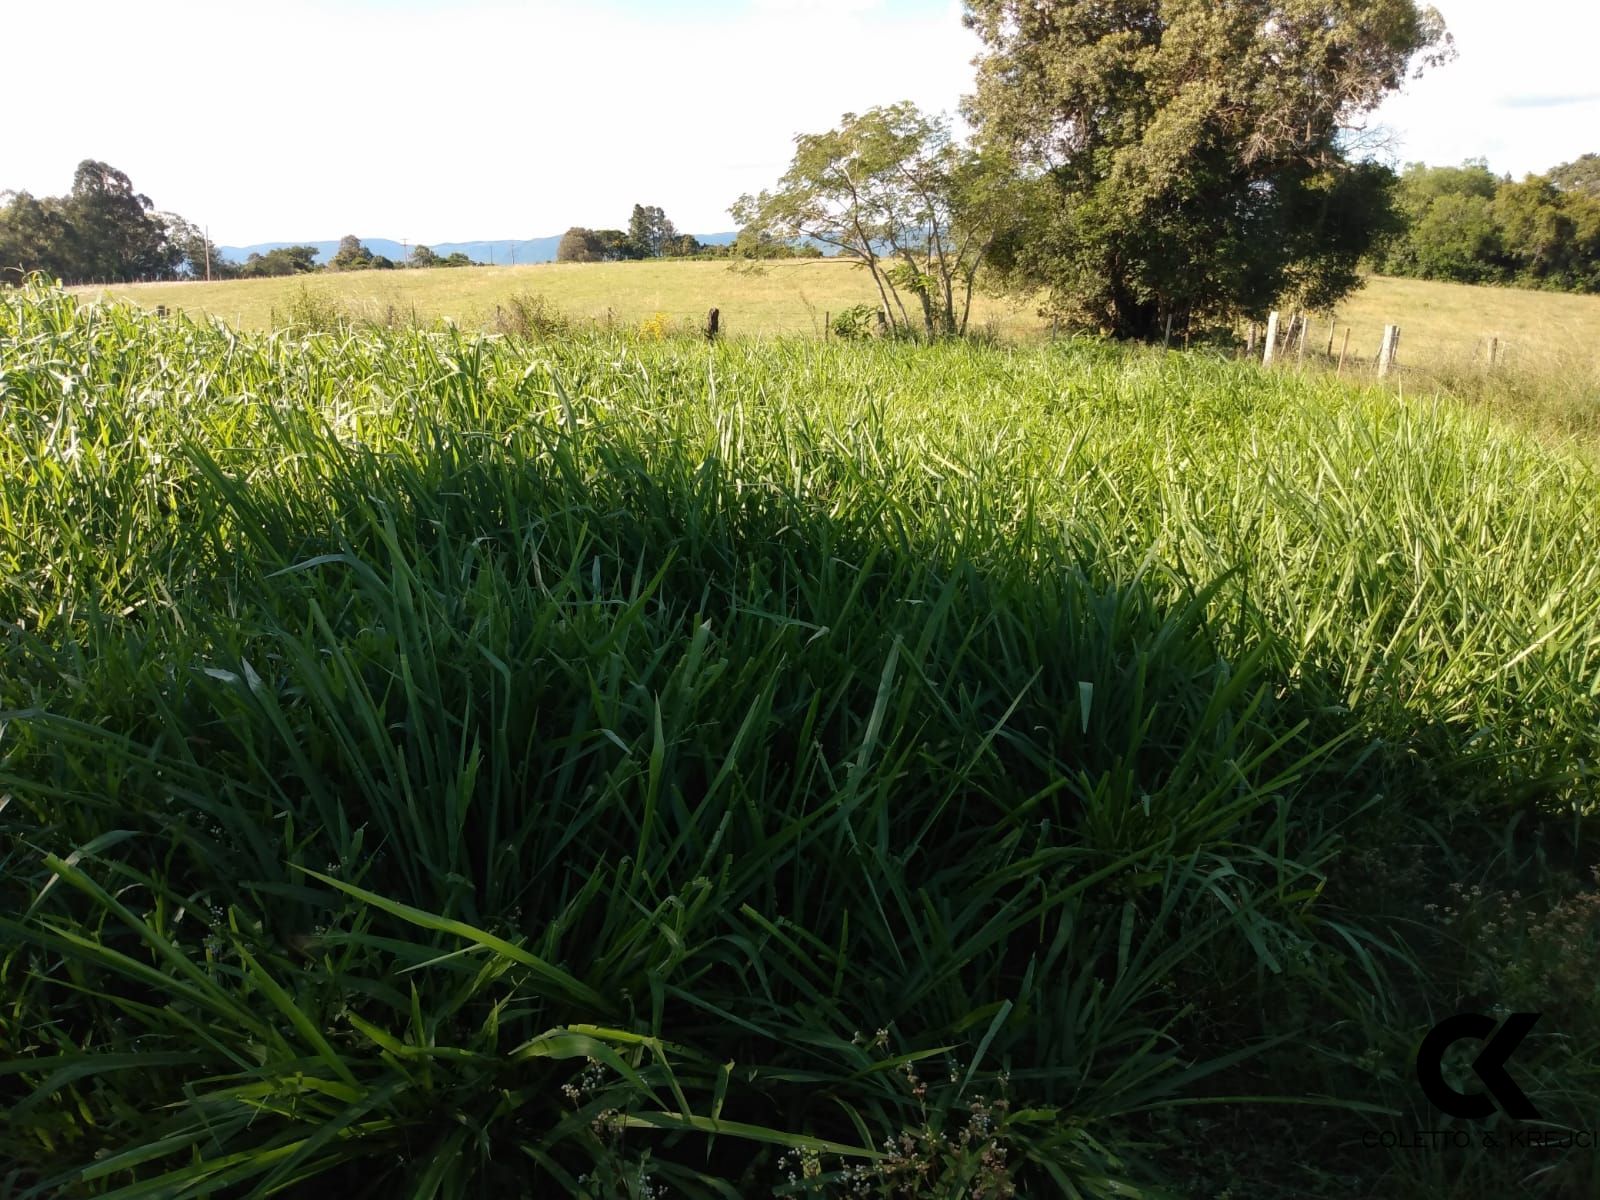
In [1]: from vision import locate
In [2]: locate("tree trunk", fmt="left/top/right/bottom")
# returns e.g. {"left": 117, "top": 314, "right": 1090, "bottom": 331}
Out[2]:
{"left": 1107, "top": 272, "right": 1162, "bottom": 340}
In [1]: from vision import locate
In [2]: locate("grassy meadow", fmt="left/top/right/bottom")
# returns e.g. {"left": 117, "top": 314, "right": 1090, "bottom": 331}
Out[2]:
{"left": 79, "top": 259, "right": 1600, "bottom": 445}
{"left": 4, "top": 281, "right": 1600, "bottom": 1197}
{"left": 77, "top": 257, "right": 1600, "bottom": 368}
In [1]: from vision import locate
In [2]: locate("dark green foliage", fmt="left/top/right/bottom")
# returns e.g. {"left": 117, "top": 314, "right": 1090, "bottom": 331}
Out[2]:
{"left": 240, "top": 244, "right": 322, "bottom": 277}
{"left": 628, "top": 204, "right": 678, "bottom": 257}
{"left": 962, "top": 0, "right": 1452, "bottom": 337}
{"left": 1494, "top": 176, "right": 1600, "bottom": 292}
{"left": 2, "top": 286, "right": 1599, "bottom": 1197}
{"left": 0, "top": 191, "right": 76, "bottom": 284}
{"left": 557, "top": 227, "right": 641, "bottom": 263}
{"left": 1375, "top": 159, "right": 1600, "bottom": 292}
{"left": 0, "top": 161, "right": 194, "bottom": 284}
{"left": 662, "top": 232, "right": 702, "bottom": 258}
{"left": 831, "top": 302, "right": 879, "bottom": 339}
{"left": 330, "top": 234, "right": 376, "bottom": 271}
{"left": 555, "top": 227, "right": 601, "bottom": 262}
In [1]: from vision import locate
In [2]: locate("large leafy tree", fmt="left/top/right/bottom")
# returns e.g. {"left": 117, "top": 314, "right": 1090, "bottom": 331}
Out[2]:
{"left": 556, "top": 227, "right": 603, "bottom": 263}
{"left": 733, "top": 102, "right": 1016, "bottom": 338}
{"left": 627, "top": 204, "right": 678, "bottom": 258}
{"left": 61, "top": 160, "right": 179, "bottom": 281}
{"left": 1374, "top": 158, "right": 1600, "bottom": 292}
{"left": 963, "top": 0, "right": 1452, "bottom": 338}
{"left": 2, "top": 162, "right": 203, "bottom": 284}
{"left": 556, "top": 226, "right": 641, "bottom": 263}
{"left": 1494, "top": 177, "right": 1600, "bottom": 292}
{"left": 0, "top": 191, "right": 78, "bottom": 283}
{"left": 240, "top": 245, "right": 321, "bottom": 277}
{"left": 329, "top": 234, "right": 375, "bottom": 271}
{"left": 160, "top": 214, "right": 234, "bottom": 280}
{"left": 1373, "top": 161, "right": 1504, "bottom": 283}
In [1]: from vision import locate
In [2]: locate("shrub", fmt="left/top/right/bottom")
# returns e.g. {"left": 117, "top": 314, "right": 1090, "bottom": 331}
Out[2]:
{"left": 638, "top": 310, "right": 674, "bottom": 340}
{"left": 491, "top": 292, "right": 572, "bottom": 340}
{"left": 279, "top": 283, "right": 349, "bottom": 332}
{"left": 831, "top": 303, "right": 879, "bottom": 340}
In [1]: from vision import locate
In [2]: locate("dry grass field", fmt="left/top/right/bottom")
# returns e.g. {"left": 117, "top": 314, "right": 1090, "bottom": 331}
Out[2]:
{"left": 77, "top": 259, "right": 1043, "bottom": 340}
{"left": 78, "top": 257, "right": 1600, "bottom": 379}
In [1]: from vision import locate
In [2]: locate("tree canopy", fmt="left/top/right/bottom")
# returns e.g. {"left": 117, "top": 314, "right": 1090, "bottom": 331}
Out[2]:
{"left": 962, "top": 0, "right": 1453, "bottom": 338}
{"left": 628, "top": 205, "right": 678, "bottom": 257}
{"left": 1374, "top": 159, "right": 1600, "bottom": 291}
{"left": 329, "top": 235, "right": 375, "bottom": 271}
{"left": 239, "top": 245, "right": 320, "bottom": 277}
{"left": 734, "top": 102, "right": 1014, "bottom": 338}
{"left": 1, "top": 160, "right": 215, "bottom": 284}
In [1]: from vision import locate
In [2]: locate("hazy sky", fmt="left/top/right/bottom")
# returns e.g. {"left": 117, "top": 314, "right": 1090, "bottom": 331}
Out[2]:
{"left": 5, "top": 0, "right": 1596, "bottom": 245}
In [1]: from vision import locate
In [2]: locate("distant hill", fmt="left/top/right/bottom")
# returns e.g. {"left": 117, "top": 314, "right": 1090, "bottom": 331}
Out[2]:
{"left": 217, "top": 232, "right": 740, "bottom": 266}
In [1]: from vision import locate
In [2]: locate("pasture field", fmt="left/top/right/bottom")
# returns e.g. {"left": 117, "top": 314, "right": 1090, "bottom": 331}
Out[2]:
{"left": 76, "top": 261, "right": 1600, "bottom": 445}
{"left": 75, "top": 257, "right": 1600, "bottom": 368}
{"left": 3, "top": 282, "right": 1600, "bottom": 1197}
{"left": 74, "top": 258, "right": 1044, "bottom": 339}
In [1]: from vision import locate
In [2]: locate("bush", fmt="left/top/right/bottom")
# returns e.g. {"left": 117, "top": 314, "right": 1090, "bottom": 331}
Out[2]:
{"left": 831, "top": 303, "right": 879, "bottom": 340}
{"left": 490, "top": 292, "right": 572, "bottom": 340}
{"left": 638, "top": 311, "right": 674, "bottom": 340}
{"left": 279, "top": 283, "right": 350, "bottom": 332}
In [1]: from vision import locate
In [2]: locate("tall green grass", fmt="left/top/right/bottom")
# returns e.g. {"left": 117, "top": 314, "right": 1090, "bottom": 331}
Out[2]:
{"left": 2, "top": 282, "right": 1598, "bottom": 1198}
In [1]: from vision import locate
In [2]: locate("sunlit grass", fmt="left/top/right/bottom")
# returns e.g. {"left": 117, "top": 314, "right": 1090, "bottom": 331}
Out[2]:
{"left": 2, "top": 283, "right": 1598, "bottom": 1197}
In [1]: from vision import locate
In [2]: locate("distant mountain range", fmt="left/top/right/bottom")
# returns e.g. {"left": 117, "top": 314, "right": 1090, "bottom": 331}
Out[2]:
{"left": 216, "top": 232, "right": 741, "bottom": 266}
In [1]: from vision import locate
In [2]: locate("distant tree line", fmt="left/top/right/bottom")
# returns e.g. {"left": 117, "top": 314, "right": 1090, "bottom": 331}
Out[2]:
{"left": 0, "top": 164, "right": 490, "bottom": 284}
{"left": 239, "top": 237, "right": 482, "bottom": 277}
{"left": 556, "top": 203, "right": 823, "bottom": 263}
{"left": 0, "top": 161, "right": 228, "bottom": 285}
{"left": 1372, "top": 156, "right": 1600, "bottom": 292}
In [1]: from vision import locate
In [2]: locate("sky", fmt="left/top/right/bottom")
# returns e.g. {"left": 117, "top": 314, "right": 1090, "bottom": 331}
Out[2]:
{"left": 4, "top": 0, "right": 1597, "bottom": 246}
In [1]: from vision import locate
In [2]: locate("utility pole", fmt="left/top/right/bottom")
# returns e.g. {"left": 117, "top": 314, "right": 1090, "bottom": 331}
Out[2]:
{"left": 204, "top": 224, "right": 212, "bottom": 282}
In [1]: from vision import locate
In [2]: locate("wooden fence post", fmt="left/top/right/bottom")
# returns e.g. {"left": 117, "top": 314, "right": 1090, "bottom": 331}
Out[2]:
{"left": 1262, "top": 310, "right": 1280, "bottom": 366}
{"left": 705, "top": 307, "right": 720, "bottom": 340}
{"left": 1162, "top": 311, "right": 1173, "bottom": 348}
{"left": 1486, "top": 335, "right": 1498, "bottom": 367}
{"left": 824, "top": 311, "right": 830, "bottom": 341}
{"left": 1245, "top": 322, "right": 1258, "bottom": 359}
{"left": 1297, "top": 314, "right": 1309, "bottom": 365}
{"left": 1336, "top": 328, "right": 1350, "bottom": 375}
{"left": 1326, "top": 314, "right": 1337, "bottom": 356}
{"left": 1377, "top": 324, "right": 1400, "bottom": 378}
